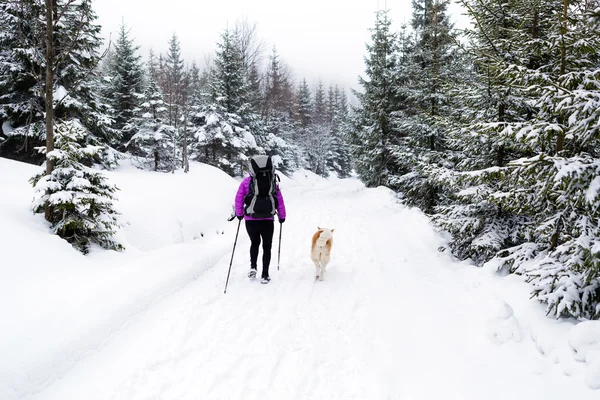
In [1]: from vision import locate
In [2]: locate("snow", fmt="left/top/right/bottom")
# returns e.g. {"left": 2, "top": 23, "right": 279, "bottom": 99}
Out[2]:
{"left": 2, "top": 120, "right": 15, "bottom": 135}
{"left": 54, "top": 85, "right": 68, "bottom": 102}
{"left": 587, "top": 176, "right": 600, "bottom": 203}
{"left": 206, "top": 113, "right": 219, "bottom": 126}
{"left": 1, "top": 157, "right": 599, "bottom": 399}
{"left": 570, "top": 321, "right": 600, "bottom": 389}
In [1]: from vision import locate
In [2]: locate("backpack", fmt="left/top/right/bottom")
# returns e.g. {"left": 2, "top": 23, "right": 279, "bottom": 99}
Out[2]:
{"left": 244, "top": 155, "right": 279, "bottom": 218}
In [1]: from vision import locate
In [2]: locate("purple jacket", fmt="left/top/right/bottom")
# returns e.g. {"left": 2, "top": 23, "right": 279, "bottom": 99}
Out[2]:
{"left": 235, "top": 176, "right": 286, "bottom": 221}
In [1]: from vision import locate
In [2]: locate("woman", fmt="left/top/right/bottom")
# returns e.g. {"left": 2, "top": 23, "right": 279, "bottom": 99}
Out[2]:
{"left": 235, "top": 155, "right": 286, "bottom": 284}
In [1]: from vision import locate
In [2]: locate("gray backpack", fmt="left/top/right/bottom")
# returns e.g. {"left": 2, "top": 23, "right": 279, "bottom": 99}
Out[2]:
{"left": 244, "top": 155, "right": 278, "bottom": 218}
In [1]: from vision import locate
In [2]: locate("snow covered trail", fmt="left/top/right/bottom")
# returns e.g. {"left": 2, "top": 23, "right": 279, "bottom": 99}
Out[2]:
{"left": 2, "top": 162, "right": 598, "bottom": 399}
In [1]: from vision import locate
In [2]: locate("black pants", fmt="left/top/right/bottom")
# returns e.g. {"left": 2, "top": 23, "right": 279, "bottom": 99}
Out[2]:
{"left": 245, "top": 220, "right": 274, "bottom": 278}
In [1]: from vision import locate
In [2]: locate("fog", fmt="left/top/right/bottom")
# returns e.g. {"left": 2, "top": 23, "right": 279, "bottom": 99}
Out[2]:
{"left": 94, "top": 0, "right": 468, "bottom": 94}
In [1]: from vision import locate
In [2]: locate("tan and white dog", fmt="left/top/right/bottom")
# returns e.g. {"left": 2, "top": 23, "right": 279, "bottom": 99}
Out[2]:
{"left": 311, "top": 227, "right": 334, "bottom": 281}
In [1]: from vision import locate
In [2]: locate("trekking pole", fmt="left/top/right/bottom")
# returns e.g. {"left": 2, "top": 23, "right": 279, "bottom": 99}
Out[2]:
{"left": 224, "top": 218, "right": 242, "bottom": 294}
{"left": 277, "top": 222, "right": 282, "bottom": 270}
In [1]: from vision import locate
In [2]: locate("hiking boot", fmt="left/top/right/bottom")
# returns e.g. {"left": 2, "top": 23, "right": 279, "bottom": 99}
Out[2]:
{"left": 261, "top": 276, "right": 271, "bottom": 284}
{"left": 248, "top": 269, "right": 257, "bottom": 279}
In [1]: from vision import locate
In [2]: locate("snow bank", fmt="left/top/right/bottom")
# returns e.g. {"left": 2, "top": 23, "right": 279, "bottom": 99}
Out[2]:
{"left": 570, "top": 321, "right": 600, "bottom": 389}
{"left": 287, "top": 168, "right": 328, "bottom": 187}
{"left": 0, "top": 157, "right": 241, "bottom": 399}
{"left": 1, "top": 156, "right": 599, "bottom": 399}
{"left": 106, "top": 159, "right": 238, "bottom": 250}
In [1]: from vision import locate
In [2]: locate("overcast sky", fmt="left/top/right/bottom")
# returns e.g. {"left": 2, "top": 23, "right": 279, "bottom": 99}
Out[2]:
{"left": 94, "top": 0, "right": 469, "bottom": 95}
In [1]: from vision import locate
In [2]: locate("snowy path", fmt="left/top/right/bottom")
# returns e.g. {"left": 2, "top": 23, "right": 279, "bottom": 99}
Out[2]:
{"left": 2, "top": 163, "right": 598, "bottom": 399}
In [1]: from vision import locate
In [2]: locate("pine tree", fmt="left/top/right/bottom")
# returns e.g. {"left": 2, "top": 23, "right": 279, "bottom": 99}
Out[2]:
{"left": 0, "top": 0, "right": 107, "bottom": 161}
{"left": 313, "top": 80, "right": 327, "bottom": 125}
{"left": 392, "top": 0, "right": 460, "bottom": 212}
{"left": 263, "top": 47, "right": 294, "bottom": 118}
{"left": 30, "top": 120, "right": 123, "bottom": 253}
{"left": 107, "top": 23, "right": 144, "bottom": 147}
{"left": 351, "top": 9, "right": 401, "bottom": 187}
{"left": 305, "top": 80, "right": 332, "bottom": 176}
{"left": 295, "top": 78, "right": 313, "bottom": 129}
{"left": 127, "top": 67, "right": 174, "bottom": 172}
{"left": 0, "top": 0, "right": 42, "bottom": 129}
{"left": 328, "top": 86, "right": 353, "bottom": 178}
{"left": 435, "top": 0, "right": 600, "bottom": 319}
{"left": 433, "top": 0, "right": 535, "bottom": 264}
{"left": 163, "top": 33, "right": 186, "bottom": 129}
{"left": 489, "top": 0, "right": 600, "bottom": 319}
{"left": 260, "top": 46, "right": 300, "bottom": 173}
{"left": 194, "top": 27, "right": 258, "bottom": 176}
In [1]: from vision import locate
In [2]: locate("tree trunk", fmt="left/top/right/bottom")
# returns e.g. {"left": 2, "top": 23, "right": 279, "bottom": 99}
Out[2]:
{"left": 182, "top": 113, "right": 189, "bottom": 173}
{"left": 172, "top": 129, "right": 176, "bottom": 174}
{"left": 432, "top": 2, "right": 439, "bottom": 117}
{"left": 497, "top": 102, "right": 505, "bottom": 167}
{"left": 556, "top": 0, "right": 568, "bottom": 154}
{"left": 44, "top": 0, "right": 55, "bottom": 222}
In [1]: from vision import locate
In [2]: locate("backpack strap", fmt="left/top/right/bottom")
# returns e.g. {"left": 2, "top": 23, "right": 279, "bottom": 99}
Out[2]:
{"left": 250, "top": 158, "right": 260, "bottom": 176}
{"left": 266, "top": 156, "right": 273, "bottom": 171}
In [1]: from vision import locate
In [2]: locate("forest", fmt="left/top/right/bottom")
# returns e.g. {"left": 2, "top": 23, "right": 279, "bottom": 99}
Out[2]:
{"left": 1, "top": 0, "right": 599, "bottom": 320}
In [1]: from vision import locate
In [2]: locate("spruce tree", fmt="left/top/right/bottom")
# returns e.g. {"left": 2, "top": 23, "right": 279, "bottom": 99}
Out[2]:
{"left": 305, "top": 81, "right": 332, "bottom": 176}
{"left": 351, "top": 9, "right": 401, "bottom": 187}
{"left": 107, "top": 23, "right": 145, "bottom": 147}
{"left": 328, "top": 86, "right": 353, "bottom": 178}
{"left": 163, "top": 34, "right": 186, "bottom": 129}
{"left": 393, "top": 0, "right": 459, "bottom": 212}
{"left": 127, "top": 67, "right": 174, "bottom": 172}
{"left": 260, "top": 46, "right": 300, "bottom": 173}
{"left": 489, "top": 0, "right": 600, "bottom": 319}
{"left": 435, "top": 0, "right": 600, "bottom": 319}
{"left": 433, "top": 0, "right": 535, "bottom": 264}
{"left": 31, "top": 120, "right": 123, "bottom": 254}
{"left": 194, "top": 27, "right": 258, "bottom": 176}
{"left": 313, "top": 80, "right": 327, "bottom": 125}
{"left": 0, "top": 0, "right": 107, "bottom": 159}
{"left": 295, "top": 78, "right": 313, "bottom": 129}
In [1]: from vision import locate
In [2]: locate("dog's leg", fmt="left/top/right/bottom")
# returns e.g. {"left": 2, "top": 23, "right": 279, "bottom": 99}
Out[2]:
{"left": 312, "top": 259, "right": 321, "bottom": 280}
{"left": 319, "top": 256, "right": 330, "bottom": 281}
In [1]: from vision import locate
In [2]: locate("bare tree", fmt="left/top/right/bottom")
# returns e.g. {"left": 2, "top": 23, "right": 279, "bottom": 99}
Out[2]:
{"left": 234, "top": 17, "right": 265, "bottom": 72}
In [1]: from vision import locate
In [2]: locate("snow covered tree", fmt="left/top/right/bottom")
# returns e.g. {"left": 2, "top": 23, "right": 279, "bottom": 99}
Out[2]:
{"left": 259, "top": 46, "right": 301, "bottom": 173}
{"left": 0, "top": 0, "right": 41, "bottom": 129}
{"left": 305, "top": 81, "right": 333, "bottom": 176}
{"left": 0, "top": 0, "right": 107, "bottom": 164}
{"left": 263, "top": 47, "right": 294, "bottom": 119}
{"left": 432, "top": 0, "right": 537, "bottom": 263}
{"left": 327, "top": 86, "right": 353, "bottom": 178}
{"left": 488, "top": 1, "right": 600, "bottom": 319}
{"left": 295, "top": 78, "right": 312, "bottom": 129}
{"left": 390, "top": 0, "right": 460, "bottom": 212}
{"left": 127, "top": 67, "right": 175, "bottom": 172}
{"left": 233, "top": 18, "right": 265, "bottom": 115}
{"left": 151, "top": 34, "right": 194, "bottom": 173}
{"left": 434, "top": 0, "right": 600, "bottom": 319}
{"left": 313, "top": 80, "right": 327, "bottom": 125}
{"left": 194, "top": 27, "right": 258, "bottom": 176}
{"left": 163, "top": 34, "right": 186, "bottom": 129}
{"left": 106, "top": 23, "right": 144, "bottom": 147}
{"left": 31, "top": 119, "right": 123, "bottom": 254}
{"left": 351, "top": 9, "right": 402, "bottom": 187}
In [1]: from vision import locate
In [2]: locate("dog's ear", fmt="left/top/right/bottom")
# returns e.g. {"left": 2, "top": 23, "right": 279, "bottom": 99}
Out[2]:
{"left": 331, "top": 229, "right": 335, "bottom": 232}
{"left": 317, "top": 226, "right": 321, "bottom": 230}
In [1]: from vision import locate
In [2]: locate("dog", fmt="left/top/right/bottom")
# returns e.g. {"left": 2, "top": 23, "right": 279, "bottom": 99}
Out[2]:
{"left": 311, "top": 227, "right": 334, "bottom": 281}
